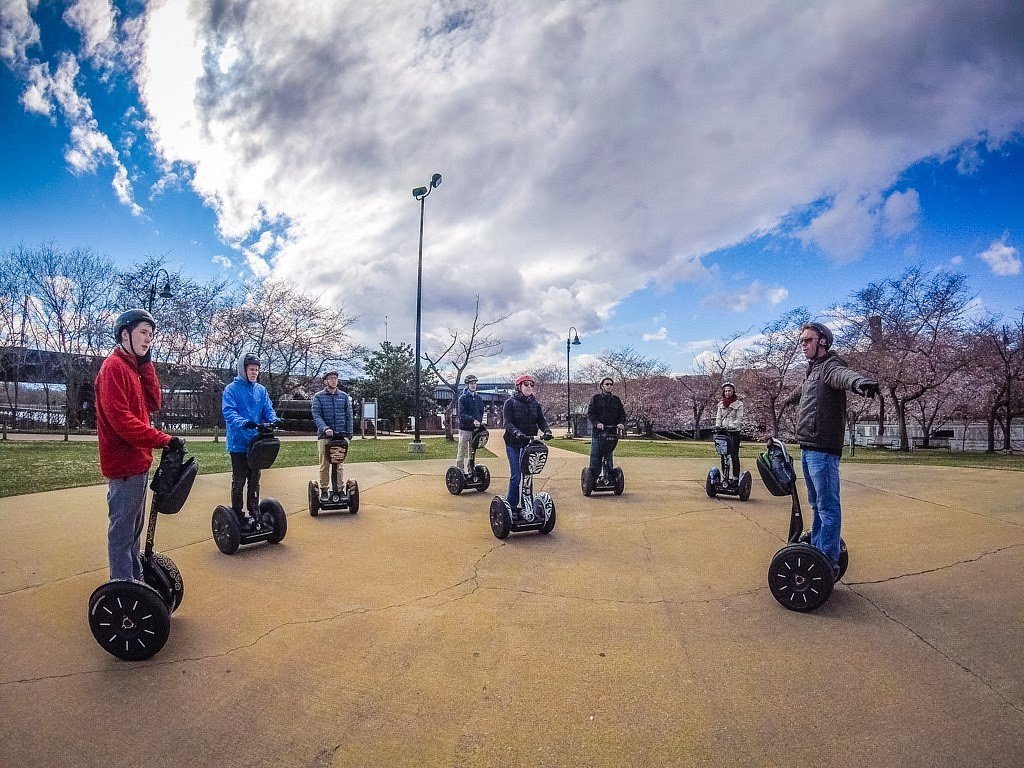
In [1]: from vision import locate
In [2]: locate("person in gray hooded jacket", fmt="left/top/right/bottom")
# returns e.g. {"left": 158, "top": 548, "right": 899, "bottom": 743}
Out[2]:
{"left": 783, "top": 322, "right": 878, "bottom": 576}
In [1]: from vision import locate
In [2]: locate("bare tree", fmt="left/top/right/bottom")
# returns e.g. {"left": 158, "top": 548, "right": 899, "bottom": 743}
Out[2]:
{"left": 423, "top": 296, "right": 509, "bottom": 440}
{"left": 739, "top": 307, "right": 809, "bottom": 437}
{"left": 840, "top": 267, "right": 972, "bottom": 451}
{"left": 971, "top": 311, "right": 1024, "bottom": 452}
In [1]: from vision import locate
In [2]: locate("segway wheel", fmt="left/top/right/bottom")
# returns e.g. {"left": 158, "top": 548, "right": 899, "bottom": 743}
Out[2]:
{"left": 346, "top": 480, "right": 360, "bottom": 514}
{"left": 837, "top": 537, "right": 849, "bottom": 581}
{"left": 260, "top": 499, "right": 288, "bottom": 544}
{"left": 489, "top": 496, "right": 512, "bottom": 540}
{"left": 445, "top": 466, "right": 465, "bottom": 496}
{"left": 581, "top": 468, "right": 594, "bottom": 497}
{"left": 613, "top": 467, "right": 625, "bottom": 496}
{"left": 308, "top": 481, "right": 320, "bottom": 517}
{"left": 738, "top": 471, "right": 752, "bottom": 502}
{"left": 475, "top": 465, "right": 491, "bottom": 492}
{"left": 144, "top": 552, "right": 184, "bottom": 613}
{"left": 212, "top": 505, "right": 241, "bottom": 555}
{"left": 88, "top": 580, "right": 170, "bottom": 661}
{"left": 768, "top": 544, "right": 835, "bottom": 612}
{"left": 538, "top": 492, "right": 557, "bottom": 534}
{"left": 705, "top": 468, "right": 720, "bottom": 498}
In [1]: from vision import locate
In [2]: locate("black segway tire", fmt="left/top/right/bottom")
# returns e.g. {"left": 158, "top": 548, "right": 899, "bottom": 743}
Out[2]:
{"left": 308, "top": 481, "right": 320, "bottom": 517}
{"left": 581, "top": 468, "right": 594, "bottom": 497}
{"left": 475, "top": 465, "right": 491, "bottom": 492}
{"left": 445, "top": 466, "right": 465, "bottom": 496}
{"left": 347, "top": 480, "right": 360, "bottom": 514}
{"left": 212, "top": 505, "right": 241, "bottom": 555}
{"left": 261, "top": 498, "right": 287, "bottom": 543}
{"left": 613, "top": 467, "right": 625, "bottom": 496}
{"left": 768, "top": 543, "right": 835, "bottom": 612}
{"left": 705, "top": 468, "right": 720, "bottom": 498}
{"left": 796, "top": 532, "right": 849, "bottom": 582}
{"left": 738, "top": 471, "right": 752, "bottom": 502}
{"left": 89, "top": 580, "right": 170, "bottom": 661}
{"left": 145, "top": 552, "right": 184, "bottom": 613}
{"left": 538, "top": 492, "right": 556, "bottom": 534}
{"left": 489, "top": 496, "right": 512, "bottom": 540}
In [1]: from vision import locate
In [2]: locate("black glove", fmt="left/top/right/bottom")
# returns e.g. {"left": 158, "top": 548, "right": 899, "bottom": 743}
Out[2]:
{"left": 542, "top": 432, "right": 553, "bottom": 441}
{"left": 166, "top": 436, "right": 184, "bottom": 452}
{"left": 243, "top": 420, "right": 258, "bottom": 429}
{"left": 856, "top": 380, "right": 880, "bottom": 398}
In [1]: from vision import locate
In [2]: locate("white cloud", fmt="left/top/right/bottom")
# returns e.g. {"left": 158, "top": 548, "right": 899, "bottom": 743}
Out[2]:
{"left": 881, "top": 188, "right": 920, "bottom": 238}
{"left": 63, "top": 0, "right": 118, "bottom": 69}
{"left": 978, "top": 235, "right": 1021, "bottom": 276}
{"left": 643, "top": 326, "right": 669, "bottom": 341}
{"left": 703, "top": 280, "right": 789, "bottom": 313}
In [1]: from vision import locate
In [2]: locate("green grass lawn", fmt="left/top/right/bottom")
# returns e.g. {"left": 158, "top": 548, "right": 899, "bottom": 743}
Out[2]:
{"left": 0, "top": 437, "right": 492, "bottom": 498}
{"left": 0, "top": 435, "right": 1019, "bottom": 498}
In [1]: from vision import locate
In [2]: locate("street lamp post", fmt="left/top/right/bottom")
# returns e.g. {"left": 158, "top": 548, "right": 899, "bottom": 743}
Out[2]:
{"left": 566, "top": 327, "right": 581, "bottom": 438}
{"left": 410, "top": 172, "right": 442, "bottom": 453}
{"left": 147, "top": 268, "right": 173, "bottom": 313}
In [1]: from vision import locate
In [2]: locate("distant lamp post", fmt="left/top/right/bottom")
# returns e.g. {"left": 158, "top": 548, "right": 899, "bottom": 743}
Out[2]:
{"left": 147, "top": 268, "right": 173, "bottom": 313}
{"left": 410, "top": 172, "right": 442, "bottom": 453}
{"left": 565, "top": 326, "right": 581, "bottom": 438}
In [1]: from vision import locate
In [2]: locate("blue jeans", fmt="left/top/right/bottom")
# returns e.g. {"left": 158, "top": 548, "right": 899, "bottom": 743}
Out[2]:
{"left": 589, "top": 435, "right": 604, "bottom": 475}
{"left": 107, "top": 472, "right": 149, "bottom": 581}
{"left": 506, "top": 444, "right": 522, "bottom": 509}
{"left": 801, "top": 450, "right": 842, "bottom": 571}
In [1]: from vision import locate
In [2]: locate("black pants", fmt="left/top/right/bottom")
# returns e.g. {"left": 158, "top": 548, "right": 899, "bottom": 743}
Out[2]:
{"left": 230, "top": 452, "right": 261, "bottom": 514}
{"left": 725, "top": 432, "right": 741, "bottom": 478}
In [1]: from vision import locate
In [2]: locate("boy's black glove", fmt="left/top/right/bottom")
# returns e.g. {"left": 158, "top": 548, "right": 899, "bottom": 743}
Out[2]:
{"left": 243, "top": 420, "right": 258, "bottom": 429}
{"left": 166, "top": 436, "right": 185, "bottom": 452}
{"left": 542, "top": 431, "right": 553, "bottom": 441}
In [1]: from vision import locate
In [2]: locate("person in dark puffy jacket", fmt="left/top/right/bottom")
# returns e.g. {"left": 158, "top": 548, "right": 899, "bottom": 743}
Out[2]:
{"left": 455, "top": 375, "right": 484, "bottom": 472}
{"left": 502, "top": 374, "right": 552, "bottom": 510}
{"left": 586, "top": 376, "right": 626, "bottom": 475}
{"left": 783, "top": 322, "right": 878, "bottom": 576}
{"left": 311, "top": 370, "right": 354, "bottom": 500}
{"left": 222, "top": 351, "right": 278, "bottom": 522}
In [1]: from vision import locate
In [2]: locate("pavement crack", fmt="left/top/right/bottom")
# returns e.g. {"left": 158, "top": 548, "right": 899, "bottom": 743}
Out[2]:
{"left": 845, "top": 582, "right": 1024, "bottom": 718}
{"left": 846, "top": 544, "right": 1021, "bottom": 586}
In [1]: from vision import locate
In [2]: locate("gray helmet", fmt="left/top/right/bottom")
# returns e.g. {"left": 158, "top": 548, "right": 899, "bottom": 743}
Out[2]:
{"left": 803, "top": 321, "right": 833, "bottom": 349}
{"left": 465, "top": 375, "right": 478, "bottom": 384}
{"left": 114, "top": 309, "right": 156, "bottom": 343}
{"left": 721, "top": 381, "right": 735, "bottom": 392}
{"left": 242, "top": 353, "right": 261, "bottom": 369}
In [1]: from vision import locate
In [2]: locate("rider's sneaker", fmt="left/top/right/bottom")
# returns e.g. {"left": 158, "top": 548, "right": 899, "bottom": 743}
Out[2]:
{"left": 321, "top": 490, "right": 330, "bottom": 502}
{"left": 241, "top": 515, "right": 257, "bottom": 533}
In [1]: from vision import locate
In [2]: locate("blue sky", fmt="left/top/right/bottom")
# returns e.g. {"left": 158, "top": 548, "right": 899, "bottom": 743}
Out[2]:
{"left": 2, "top": 0, "right": 1022, "bottom": 377}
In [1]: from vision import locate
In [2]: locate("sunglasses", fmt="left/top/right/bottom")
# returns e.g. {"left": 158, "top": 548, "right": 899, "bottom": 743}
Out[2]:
{"left": 521, "top": 382, "right": 535, "bottom": 388}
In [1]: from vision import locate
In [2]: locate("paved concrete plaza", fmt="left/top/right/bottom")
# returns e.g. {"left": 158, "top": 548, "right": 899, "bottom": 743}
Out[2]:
{"left": 1, "top": 438, "right": 1022, "bottom": 767}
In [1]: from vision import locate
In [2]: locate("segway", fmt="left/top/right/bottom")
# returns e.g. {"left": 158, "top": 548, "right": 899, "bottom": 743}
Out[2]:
{"left": 308, "top": 436, "right": 359, "bottom": 515}
{"left": 705, "top": 428, "right": 752, "bottom": 501}
{"left": 581, "top": 428, "right": 624, "bottom": 496}
{"left": 489, "top": 436, "right": 555, "bottom": 539}
{"left": 757, "top": 438, "right": 848, "bottom": 612}
{"left": 88, "top": 442, "right": 198, "bottom": 661}
{"left": 212, "top": 423, "right": 288, "bottom": 554}
{"left": 445, "top": 425, "right": 492, "bottom": 495}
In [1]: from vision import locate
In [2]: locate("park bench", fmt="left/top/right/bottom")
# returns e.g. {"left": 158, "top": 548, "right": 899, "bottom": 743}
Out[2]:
{"left": 912, "top": 436, "right": 951, "bottom": 452}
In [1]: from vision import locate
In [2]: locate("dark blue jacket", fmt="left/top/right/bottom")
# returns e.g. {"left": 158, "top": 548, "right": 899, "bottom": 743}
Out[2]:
{"left": 502, "top": 393, "right": 550, "bottom": 446}
{"left": 458, "top": 388, "right": 484, "bottom": 430}
{"left": 311, "top": 388, "right": 354, "bottom": 438}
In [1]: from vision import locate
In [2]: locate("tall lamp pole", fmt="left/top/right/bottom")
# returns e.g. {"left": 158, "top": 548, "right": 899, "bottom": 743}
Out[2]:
{"left": 566, "top": 327, "right": 581, "bottom": 438}
{"left": 147, "top": 268, "right": 173, "bottom": 313}
{"left": 410, "top": 172, "right": 442, "bottom": 453}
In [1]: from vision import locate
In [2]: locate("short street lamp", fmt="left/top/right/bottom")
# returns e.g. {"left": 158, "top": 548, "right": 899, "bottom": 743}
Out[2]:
{"left": 410, "top": 172, "right": 442, "bottom": 453}
{"left": 147, "top": 268, "right": 173, "bottom": 313}
{"left": 566, "top": 327, "right": 581, "bottom": 438}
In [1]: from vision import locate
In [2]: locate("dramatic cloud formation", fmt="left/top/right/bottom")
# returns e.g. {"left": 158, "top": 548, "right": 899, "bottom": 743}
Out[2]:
{"left": 978, "top": 235, "right": 1021, "bottom": 276}
{"left": 3, "top": 0, "right": 1024, "bottom": 372}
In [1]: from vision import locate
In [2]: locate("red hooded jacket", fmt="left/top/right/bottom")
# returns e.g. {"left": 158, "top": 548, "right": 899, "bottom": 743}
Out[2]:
{"left": 95, "top": 347, "right": 171, "bottom": 479}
